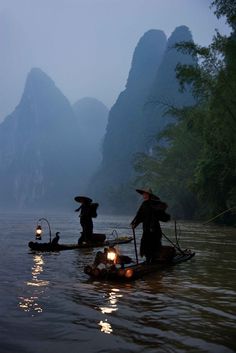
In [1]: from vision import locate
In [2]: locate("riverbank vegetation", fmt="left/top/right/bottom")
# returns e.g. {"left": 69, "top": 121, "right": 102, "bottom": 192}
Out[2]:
{"left": 134, "top": 0, "right": 236, "bottom": 224}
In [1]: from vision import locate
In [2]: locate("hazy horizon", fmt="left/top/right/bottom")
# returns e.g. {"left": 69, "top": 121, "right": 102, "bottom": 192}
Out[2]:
{"left": 0, "top": 0, "right": 231, "bottom": 122}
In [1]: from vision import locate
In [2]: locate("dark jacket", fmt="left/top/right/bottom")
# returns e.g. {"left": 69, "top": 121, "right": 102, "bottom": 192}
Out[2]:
{"left": 131, "top": 199, "right": 170, "bottom": 259}
{"left": 131, "top": 199, "right": 170, "bottom": 232}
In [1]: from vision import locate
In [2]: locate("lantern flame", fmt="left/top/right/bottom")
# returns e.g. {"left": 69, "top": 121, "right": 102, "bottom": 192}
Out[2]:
{"left": 107, "top": 250, "right": 117, "bottom": 262}
{"left": 36, "top": 226, "right": 42, "bottom": 235}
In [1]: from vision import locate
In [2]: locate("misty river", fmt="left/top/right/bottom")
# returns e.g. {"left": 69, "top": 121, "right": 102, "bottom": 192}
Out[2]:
{"left": 0, "top": 212, "right": 235, "bottom": 353}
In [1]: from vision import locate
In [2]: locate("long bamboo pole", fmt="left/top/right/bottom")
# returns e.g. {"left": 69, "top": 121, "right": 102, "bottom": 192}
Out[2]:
{"left": 132, "top": 227, "right": 139, "bottom": 264}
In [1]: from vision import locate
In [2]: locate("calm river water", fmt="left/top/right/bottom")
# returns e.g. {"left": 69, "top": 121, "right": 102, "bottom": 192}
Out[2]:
{"left": 0, "top": 212, "right": 235, "bottom": 353}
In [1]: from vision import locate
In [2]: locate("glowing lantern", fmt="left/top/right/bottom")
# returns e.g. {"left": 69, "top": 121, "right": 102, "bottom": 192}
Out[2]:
{"left": 124, "top": 268, "right": 134, "bottom": 278}
{"left": 107, "top": 250, "right": 117, "bottom": 263}
{"left": 35, "top": 225, "right": 42, "bottom": 240}
{"left": 34, "top": 218, "right": 52, "bottom": 243}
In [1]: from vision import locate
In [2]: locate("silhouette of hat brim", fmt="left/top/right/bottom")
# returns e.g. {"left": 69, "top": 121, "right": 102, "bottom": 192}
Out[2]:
{"left": 74, "top": 196, "right": 92, "bottom": 203}
{"left": 136, "top": 188, "right": 159, "bottom": 200}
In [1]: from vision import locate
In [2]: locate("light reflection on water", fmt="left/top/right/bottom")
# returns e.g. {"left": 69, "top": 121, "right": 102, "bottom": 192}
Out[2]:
{"left": 99, "top": 287, "right": 123, "bottom": 334}
{"left": 19, "top": 254, "right": 49, "bottom": 314}
{"left": 0, "top": 212, "right": 235, "bottom": 353}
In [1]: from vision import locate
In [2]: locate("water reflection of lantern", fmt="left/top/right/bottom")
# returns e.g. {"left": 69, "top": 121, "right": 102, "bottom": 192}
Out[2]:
{"left": 35, "top": 218, "right": 52, "bottom": 243}
{"left": 99, "top": 288, "right": 123, "bottom": 334}
{"left": 18, "top": 254, "right": 49, "bottom": 314}
{"left": 99, "top": 319, "right": 112, "bottom": 334}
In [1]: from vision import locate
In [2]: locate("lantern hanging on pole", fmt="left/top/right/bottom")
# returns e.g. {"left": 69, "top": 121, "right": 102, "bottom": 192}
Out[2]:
{"left": 35, "top": 225, "right": 42, "bottom": 240}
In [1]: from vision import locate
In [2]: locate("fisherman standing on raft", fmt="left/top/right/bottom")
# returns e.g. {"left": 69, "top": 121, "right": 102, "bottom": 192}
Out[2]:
{"left": 74, "top": 196, "right": 98, "bottom": 244}
{"left": 131, "top": 188, "right": 170, "bottom": 264}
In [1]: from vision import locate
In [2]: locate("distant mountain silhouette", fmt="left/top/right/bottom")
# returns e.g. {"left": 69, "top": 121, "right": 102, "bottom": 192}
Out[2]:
{"left": 142, "top": 25, "right": 196, "bottom": 151}
{"left": 103, "top": 30, "right": 166, "bottom": 167}
{"left": 73, "top": 97, "right": 108, "bottom": 189}
{"left": 89, "top": 30, "right": 167, "bottom": 210}
{"left": 89, "top": 26, "right": 196, "bottom": 213}
{"left": 0, "top": 68, "right": 83, "bottom": 210}
{"left": 0, "top": 26, "right": 197, "bottom": 213}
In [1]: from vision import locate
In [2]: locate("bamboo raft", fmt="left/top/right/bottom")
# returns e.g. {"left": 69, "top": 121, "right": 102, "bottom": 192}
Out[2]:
{"left": 28, "top": 235, "right": 133, "bottom": 252}
{"left": 84, "top": 249, "right": 195, "bottom": 282}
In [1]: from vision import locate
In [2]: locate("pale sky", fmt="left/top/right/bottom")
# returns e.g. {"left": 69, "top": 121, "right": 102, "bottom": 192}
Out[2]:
{"left": 0, "top": 0, "right": 231, "bottom": 121}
